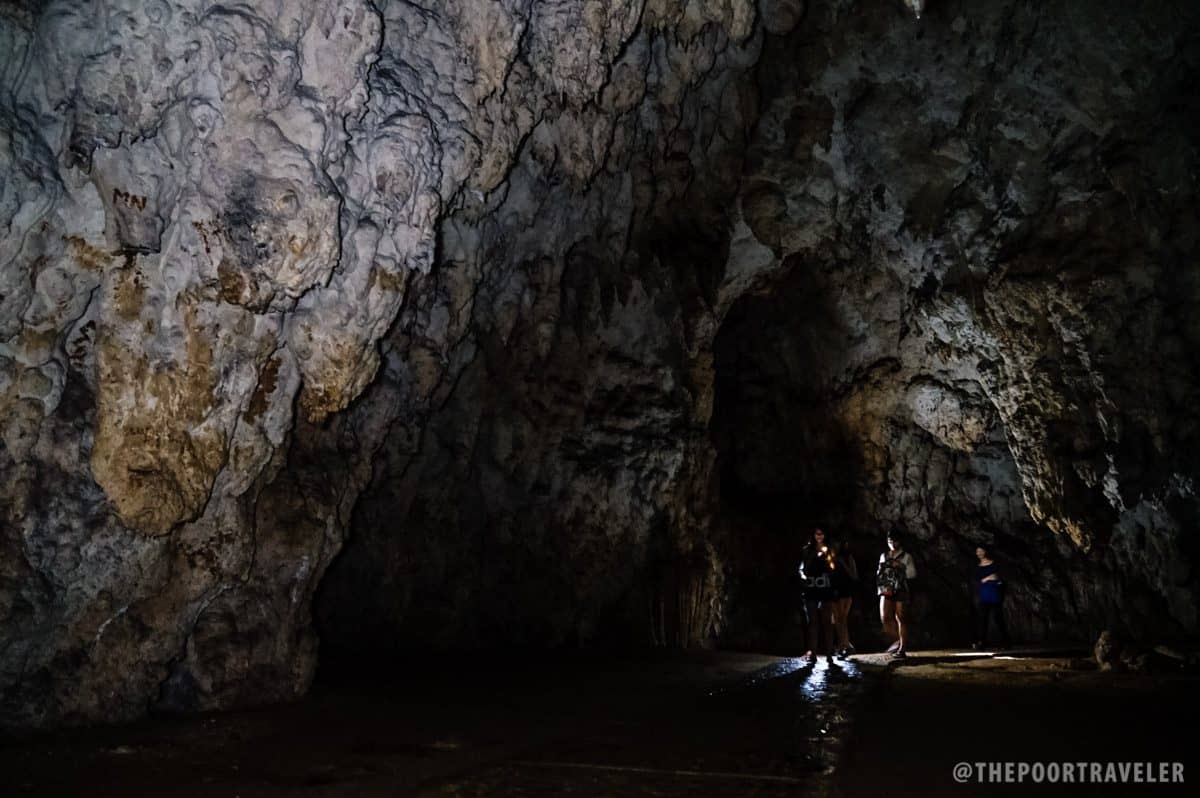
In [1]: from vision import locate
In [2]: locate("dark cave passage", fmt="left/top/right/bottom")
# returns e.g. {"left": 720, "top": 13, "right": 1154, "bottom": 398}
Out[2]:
{"left": 712, "top": 263, "right": 863, "bottom": 527}
{"left": 710, "top": 261, "right": 872, "bottom": 652}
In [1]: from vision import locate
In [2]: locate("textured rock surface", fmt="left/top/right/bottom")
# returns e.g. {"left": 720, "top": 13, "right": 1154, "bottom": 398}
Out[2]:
{"left": 1, "top": 0, "right": 389, "bottom": 729}
{"left": 2, "top": 0, "right": 1198, "bottom": 730}
{"left": 324, "top": 0, "right": 1200, "bottom": 652}
{"left": 712, "top": 0, "right": 1200, "bottom": 647}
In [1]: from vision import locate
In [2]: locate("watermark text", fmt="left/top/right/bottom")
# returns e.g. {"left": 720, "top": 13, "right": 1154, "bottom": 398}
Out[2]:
{"left": 953, "top": 761, "right": 1184, "bottom": 785}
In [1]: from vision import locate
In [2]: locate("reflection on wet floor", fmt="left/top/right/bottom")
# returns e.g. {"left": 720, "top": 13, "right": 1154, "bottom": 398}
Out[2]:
{"left": 13, "top": 648, "right": 1197, "bottom": 796}
{"left": 446, "top": 655, "right": 868, "bottom": 797}
{"left": 3, "top": 652, "right": 872, "bottom": 797}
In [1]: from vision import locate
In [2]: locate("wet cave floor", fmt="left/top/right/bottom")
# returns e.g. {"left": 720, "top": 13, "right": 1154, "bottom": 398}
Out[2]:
{"left": 3, "top": 649, "right": 1198, "bottom": 797}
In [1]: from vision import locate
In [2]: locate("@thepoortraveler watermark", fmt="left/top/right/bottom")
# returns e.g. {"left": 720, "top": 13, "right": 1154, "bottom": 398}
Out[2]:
{"left": 953, "top": 761, "right": 1185, "bottom": 785}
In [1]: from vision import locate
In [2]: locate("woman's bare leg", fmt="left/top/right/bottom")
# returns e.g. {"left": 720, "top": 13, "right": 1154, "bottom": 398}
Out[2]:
{"left": 804, "top": 597, "right": 821, "bottom": 657}
{"left": 879, "top": 596, "right": 897, "bottom": 648}
{"left": 895, "top": 600, "right": 908, "bottom": 652}
{"left": 837, "top": 597, "right": 853, "bottom": 650}
{"left": 820, "top": 601, "right": 835, "bottom": 655}
{"left": 830, "top": 598, "right": 844, "bottom": 650}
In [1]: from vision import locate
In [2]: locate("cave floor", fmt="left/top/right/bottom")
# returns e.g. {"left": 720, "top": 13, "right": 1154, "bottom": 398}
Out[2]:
{"left": 3, "top": 648, "right": 1198, "bottom": 797}
{"left": 842, "top": 648, "right": 1199, "bottom": 797}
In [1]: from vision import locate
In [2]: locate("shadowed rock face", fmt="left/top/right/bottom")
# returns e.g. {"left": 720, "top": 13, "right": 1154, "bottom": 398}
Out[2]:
{"left": 713, "top": 0, "right": 1200, "bottom": 647}
{"left": 1, "top": 0, "right": 1198, "bottom": 729}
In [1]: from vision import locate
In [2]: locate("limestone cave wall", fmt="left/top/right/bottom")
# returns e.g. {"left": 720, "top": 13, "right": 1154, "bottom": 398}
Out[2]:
{"left": 1, "top": 0, "right": 1198, "bottom": 731}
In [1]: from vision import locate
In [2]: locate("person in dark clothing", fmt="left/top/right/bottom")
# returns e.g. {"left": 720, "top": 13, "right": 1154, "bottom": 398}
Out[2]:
{"left": 830, "top": 540, "right": 859, "bottom": 657}
{"left": 798, "top": 528, "right": 836, "bottom": 663}
{"left": 973, "top": 545, "right": 1011, "bottom": 649}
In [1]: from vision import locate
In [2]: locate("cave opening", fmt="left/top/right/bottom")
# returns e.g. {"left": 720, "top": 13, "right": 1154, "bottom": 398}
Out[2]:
{"left": 710, "top": 259, "right": 870, "bottom": 653}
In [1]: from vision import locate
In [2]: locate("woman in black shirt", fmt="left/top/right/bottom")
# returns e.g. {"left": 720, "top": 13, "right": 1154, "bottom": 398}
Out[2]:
{"left": 798, "top": 528, "right": 836, "bottom": 663}
{"left": 973, "top": 545, "right": 1011, "bottom": 649}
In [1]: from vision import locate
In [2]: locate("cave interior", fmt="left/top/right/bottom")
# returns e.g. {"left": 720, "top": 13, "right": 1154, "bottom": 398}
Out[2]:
{"left": 1, "top": 0, "right": 1199, "bottom": 794}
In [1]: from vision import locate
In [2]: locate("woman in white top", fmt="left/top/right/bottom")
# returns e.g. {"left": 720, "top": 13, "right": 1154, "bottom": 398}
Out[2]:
{"left": 876, "top": 529, "right": 917, "bottom": 658}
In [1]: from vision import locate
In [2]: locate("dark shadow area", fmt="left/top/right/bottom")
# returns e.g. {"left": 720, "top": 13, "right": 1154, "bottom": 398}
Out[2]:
{"left": 843, "top": 663, "right": 1200, "bottom": 797}
{"left": 8, "top": 649, "right": 1197, "bottom": 796}
{"left": 710, "top": 262, "right": 871, "bottom": 652}
{"left": 1, "top": 651, "right": 864, "bottom": 797}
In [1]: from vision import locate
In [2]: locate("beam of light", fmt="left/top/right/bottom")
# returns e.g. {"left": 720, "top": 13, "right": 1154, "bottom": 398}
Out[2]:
{"left": 798, "top": 656, "right": 862, "bottom": 700}
{"left": 799, "top": 659, "right": 829, "bottom": 700}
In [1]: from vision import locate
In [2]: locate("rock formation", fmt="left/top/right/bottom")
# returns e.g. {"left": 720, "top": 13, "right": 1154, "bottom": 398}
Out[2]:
{"left": 2, "top": 0, "right": 1198, "bottom": 730}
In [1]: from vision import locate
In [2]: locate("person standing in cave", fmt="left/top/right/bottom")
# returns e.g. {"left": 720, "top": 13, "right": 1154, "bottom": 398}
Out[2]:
{"left": 798, "top": 528, "right": 837, "bottom": 663}
{"left": 972, "top": 545, "right": 1011, "bottom": 650}
{"left": 877, "top": 529, "right": 917, "bottom": 658}
{"left": 830, "top": 540, "right": 859, "bottom": 657}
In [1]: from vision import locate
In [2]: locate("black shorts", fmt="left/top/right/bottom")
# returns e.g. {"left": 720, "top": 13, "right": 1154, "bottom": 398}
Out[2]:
{"left": 833, "top": 580, "right": 858, "bottom": 599}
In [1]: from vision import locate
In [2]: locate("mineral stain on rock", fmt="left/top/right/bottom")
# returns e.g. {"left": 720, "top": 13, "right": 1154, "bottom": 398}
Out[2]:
{"left": 243, "top": 355, "right": 280, "bottom": 424}
{"left": 63, "top": 235, "right": 114, "bottom": 272}
{"left": 112, "top": 252, "right": 146, "bottom": 320}
{"left": 221, "top": 177, "right": 270, "bottom": 269}
{"left": 90, "top": 307, "right": 225, "bottom": 537}
{"left": 216, "top": 257, "right": 249, "bottom": 305}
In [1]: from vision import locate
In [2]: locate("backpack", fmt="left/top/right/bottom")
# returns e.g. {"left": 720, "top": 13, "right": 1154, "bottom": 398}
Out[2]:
{"left": 877, "top": 555, "right": 907, "bottom": 596}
